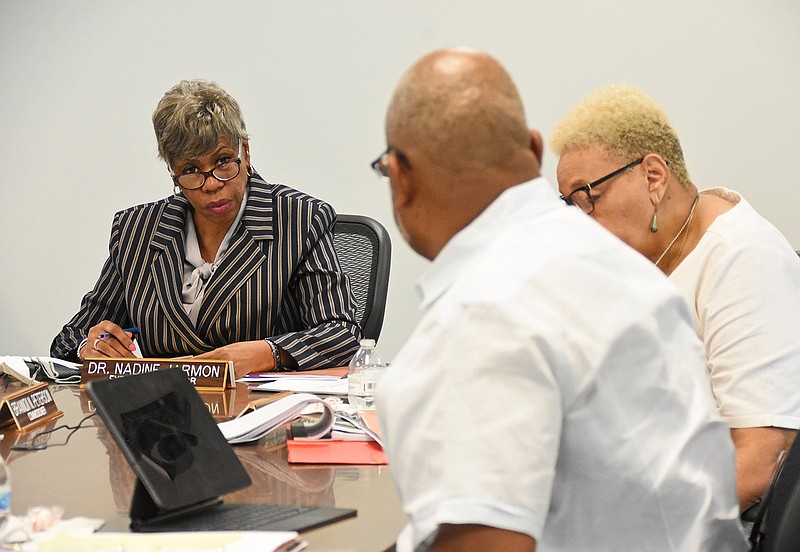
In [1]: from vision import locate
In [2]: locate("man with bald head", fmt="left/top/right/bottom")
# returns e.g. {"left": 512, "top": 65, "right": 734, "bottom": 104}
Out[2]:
{"left": 373, "top": 49, "right": 746, "bottom": 552}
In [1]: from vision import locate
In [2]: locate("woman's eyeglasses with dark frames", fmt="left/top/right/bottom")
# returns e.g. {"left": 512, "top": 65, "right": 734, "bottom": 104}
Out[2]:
{"left": 560, "top": 158, "right": 643, "bottom": 215}
{"left": 171, "top": 142, "right": 243, "bottom": 190}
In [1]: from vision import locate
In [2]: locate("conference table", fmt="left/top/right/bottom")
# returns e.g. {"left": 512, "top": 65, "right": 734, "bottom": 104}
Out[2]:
{"left": 0, "top": 377, "right": 407, "bottom": 551}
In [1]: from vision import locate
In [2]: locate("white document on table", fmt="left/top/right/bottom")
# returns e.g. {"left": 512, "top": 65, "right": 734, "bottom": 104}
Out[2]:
{"left": 251, "top": 377, "right": 348, "bottom": 396}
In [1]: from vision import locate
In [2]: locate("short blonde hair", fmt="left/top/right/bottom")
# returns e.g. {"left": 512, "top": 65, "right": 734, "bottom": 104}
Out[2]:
{"left": 152, "top": 80, "right": 248, "bottom": 168}
{"left": 549, "top": 84, "right": 691, "bottom": 186}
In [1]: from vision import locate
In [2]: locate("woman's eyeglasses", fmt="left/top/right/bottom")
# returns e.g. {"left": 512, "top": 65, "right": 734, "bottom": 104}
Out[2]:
{"left": 171, "top": 142, "right": 243, "bottom": 190}
{"left": 560, "top": 158, "right": 643, "bottom": 215}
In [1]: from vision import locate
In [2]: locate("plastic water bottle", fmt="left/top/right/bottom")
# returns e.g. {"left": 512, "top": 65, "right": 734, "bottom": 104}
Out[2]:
{"left": 0, "top": 453, "right": 10, "bottom": 527}
{"left": 347, "top": 339, "right": 386, "bottom": 409}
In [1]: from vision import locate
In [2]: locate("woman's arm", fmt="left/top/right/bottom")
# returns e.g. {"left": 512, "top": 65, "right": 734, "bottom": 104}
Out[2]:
{"left": 269, "top": 203, "right": 361, "bottom": 369}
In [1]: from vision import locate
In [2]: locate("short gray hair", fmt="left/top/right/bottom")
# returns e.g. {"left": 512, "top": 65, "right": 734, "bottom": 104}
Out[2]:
{"left": 152, "top": 79, "right": 248, "bottom": 168}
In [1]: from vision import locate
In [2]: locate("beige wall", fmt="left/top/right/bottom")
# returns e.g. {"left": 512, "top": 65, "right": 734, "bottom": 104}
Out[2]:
{"left": 1, "top": 1, "right": 798, "bottom": 360}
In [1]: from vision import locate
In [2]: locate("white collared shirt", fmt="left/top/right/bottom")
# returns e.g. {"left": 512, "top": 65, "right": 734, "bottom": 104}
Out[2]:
{"left": 377, "top": 178, "right": 747, "bottom": 552}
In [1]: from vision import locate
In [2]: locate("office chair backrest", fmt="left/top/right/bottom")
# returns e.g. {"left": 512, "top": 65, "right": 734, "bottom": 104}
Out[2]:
{"left": 333, "top": 214, "right": 391, "bottom": 342}
{"left": 771, "top": 476, "right": 800, "bottom": 551}
{"left": 750, "top": 434, "right": 800, "bottom": 552}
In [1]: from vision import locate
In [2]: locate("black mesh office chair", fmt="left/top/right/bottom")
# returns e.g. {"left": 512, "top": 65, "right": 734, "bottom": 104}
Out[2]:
{"left": 333, "top": 214, "right": 391, "bottom": 341}
{"left": 749, "top": 434, "right": 800, "bottom": 551}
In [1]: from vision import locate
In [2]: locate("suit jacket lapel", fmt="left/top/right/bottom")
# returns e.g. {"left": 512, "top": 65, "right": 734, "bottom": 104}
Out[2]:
{"left": 150, "top": 194, "right": 210, "bottom": 350}
{"left": 196, "top": 176, "right": 276, "bottom": 334}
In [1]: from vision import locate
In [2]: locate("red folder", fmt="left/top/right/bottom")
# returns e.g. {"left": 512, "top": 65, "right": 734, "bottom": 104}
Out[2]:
{"left": 286, "top": 439, "right": 388, "bottom": 465}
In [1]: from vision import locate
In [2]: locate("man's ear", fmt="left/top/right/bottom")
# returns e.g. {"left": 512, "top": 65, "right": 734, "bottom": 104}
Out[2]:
{"left": 644, "top": 153, "right": 670, "bottom": 205}
{"left": 529, "top": 129, "right": 544, "bottom": 166}
{"left": 388, "top": 152, "right": 414, "bottom": 208}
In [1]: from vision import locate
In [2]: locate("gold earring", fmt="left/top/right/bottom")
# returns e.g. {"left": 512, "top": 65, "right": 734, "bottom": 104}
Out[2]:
{"left": 650, "top": 208, "right": 658, "bottom": 233}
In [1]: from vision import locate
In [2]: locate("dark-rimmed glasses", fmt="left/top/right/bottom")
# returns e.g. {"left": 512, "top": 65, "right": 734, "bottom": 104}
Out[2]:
{"left": 370, "top": 147, "right": 411, "bottom": 182}
{"left": 560, "top": 158, "right": 643, "bottom": 215}
{"left": 171, "top": 142, "right": 243, "bottom": 191}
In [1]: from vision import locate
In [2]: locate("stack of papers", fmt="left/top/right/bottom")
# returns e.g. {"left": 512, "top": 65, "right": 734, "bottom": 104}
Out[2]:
{"left": 285, "top": 406, "right": 387, "bottom": 465}
{"left": 250, "top": 375, "right": 348, "bottom": 396}
{"left": 27, "top": 530, "right": 303, "bottom": 551}
{"left": 3, "top": 517, "right": 305, "bottom": 551}
{"left": 218, "top": 393, "right": 334, "bottom": 444}
{"left": 331, "top": 408, "right": 384, "bottom": 447}
{"left": 0, "top": 356, "right": 82, "bottom": 384}
{"left": 332, "top": 417, "right": 373, "bottom": 441}
{"left": 0, "top": 356, "right": 38, "bottom": 385}
{"left": 240, "top": 367, "right": 349, "bottom": 396}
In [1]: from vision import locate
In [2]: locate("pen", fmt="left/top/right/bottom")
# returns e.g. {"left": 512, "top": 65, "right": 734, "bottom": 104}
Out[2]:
{"left": 98, "top": 327, "right": 139, "bottom": 339}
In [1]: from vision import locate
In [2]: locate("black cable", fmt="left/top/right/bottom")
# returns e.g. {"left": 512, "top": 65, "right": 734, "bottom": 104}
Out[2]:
{"left": 10, "top": 411, "right": 98, "bottom": 451}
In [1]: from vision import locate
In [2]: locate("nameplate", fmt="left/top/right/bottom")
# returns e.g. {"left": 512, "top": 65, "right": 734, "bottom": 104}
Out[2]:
{"left": 0, "top": 382, "right": 64, "bottom": 432}
{"left": 81, "top": 358, "right": 235, "bottom": 390}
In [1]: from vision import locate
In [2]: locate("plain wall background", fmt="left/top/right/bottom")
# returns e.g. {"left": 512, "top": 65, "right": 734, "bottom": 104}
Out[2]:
{"left": 1, "top": 1, "right": 798, "bottom": 361}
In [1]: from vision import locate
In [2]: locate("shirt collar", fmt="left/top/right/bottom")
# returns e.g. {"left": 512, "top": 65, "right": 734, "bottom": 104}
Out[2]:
{"left": 416, "top": 177, "right": 559, "bottom": 309}
{"left": 183, "top": 186, "right": 249, "bottom": 268}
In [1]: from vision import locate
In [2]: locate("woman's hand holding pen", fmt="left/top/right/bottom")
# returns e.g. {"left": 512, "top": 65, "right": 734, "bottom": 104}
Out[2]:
{"left": 80, "top": 321, "right": 139, "bottom": 359}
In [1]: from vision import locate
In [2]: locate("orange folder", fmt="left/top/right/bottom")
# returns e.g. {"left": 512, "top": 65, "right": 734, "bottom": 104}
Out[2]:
{"left": 286, "top": 439, "right": 388, "bottom": 465}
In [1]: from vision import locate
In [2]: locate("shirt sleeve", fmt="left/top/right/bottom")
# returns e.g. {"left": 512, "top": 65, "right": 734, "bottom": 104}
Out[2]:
{"left": 694, "top": 239, "right": 800, "bottom": 429}
{"left": 378, "top": 302, "right": 562, "bottom": 551}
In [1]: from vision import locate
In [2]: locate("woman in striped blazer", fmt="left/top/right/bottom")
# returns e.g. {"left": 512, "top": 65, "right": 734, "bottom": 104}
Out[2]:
{"left": 51, "top": 80, "right": 361, "bottom": 376}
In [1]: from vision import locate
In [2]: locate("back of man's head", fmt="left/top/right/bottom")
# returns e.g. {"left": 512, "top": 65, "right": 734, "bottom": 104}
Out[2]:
{"left": 382, "top": 48, "right": 542, "bottom": 260}
{"left": 386, "top": 48, "right": 534, "bottom": 177}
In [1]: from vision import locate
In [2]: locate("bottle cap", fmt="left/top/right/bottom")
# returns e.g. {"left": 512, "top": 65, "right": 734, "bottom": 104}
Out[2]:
{"left": 359, "top": 339, "right": 376, "bottom": 347}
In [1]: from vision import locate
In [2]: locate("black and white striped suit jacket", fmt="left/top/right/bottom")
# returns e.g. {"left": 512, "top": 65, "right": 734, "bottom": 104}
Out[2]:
{"left": 51, "top": 174, "right": 361, "bottom": 369}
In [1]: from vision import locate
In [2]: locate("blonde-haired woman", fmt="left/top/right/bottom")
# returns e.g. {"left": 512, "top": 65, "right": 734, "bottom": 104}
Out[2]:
{"left": 550, "top": 84, "right": 800, "bottom": 513}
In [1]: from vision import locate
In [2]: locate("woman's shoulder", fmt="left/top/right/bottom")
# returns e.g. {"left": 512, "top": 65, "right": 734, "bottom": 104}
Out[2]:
{"left": 248, "top": 176, "right": 334, "bottom": 219}
{"left": 679, "top": 192, "right": 799, "bottom": 288}
{"left": 700, "top": 190, "right": 793, "bottom": 257}
{"left": 111, "top": 195, "right": 188, "bottom": 237}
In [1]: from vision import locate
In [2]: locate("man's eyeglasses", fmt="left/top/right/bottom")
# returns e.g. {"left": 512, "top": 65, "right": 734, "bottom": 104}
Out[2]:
{"left": 560, "top": 158, "right": 643, "bottom": 215}
{"left": 370, "top": 147, "right": 411, "bottom": 182}
{"left": 171, "top": 142, "right": 243, "bottom": 191}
